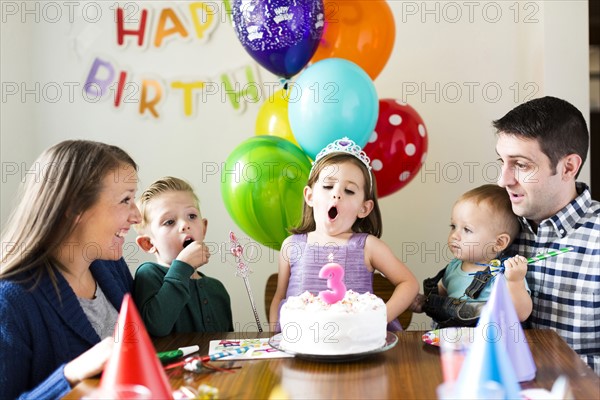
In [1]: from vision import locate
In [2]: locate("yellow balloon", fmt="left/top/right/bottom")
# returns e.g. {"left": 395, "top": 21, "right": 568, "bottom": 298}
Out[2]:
{"left": 255, "top": 89, "right": 299, "bottom": 146}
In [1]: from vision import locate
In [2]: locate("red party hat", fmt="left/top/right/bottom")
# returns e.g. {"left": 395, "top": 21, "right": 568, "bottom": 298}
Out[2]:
{"left": 99, "top": 294, "right": 173, "bottom": 398}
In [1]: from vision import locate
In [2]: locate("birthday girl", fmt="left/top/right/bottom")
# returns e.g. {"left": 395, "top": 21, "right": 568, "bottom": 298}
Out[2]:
{"left": 269, "top": 137, "right": 419, "bottom": 331}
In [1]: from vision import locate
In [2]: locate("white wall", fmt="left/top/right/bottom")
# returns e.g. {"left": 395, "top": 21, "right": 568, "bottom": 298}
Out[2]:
{"left": 1, "top": 11, "right": 35, "bottom": 216}
{"left": 1, "top": 1, "right": 590, "bottom": 331}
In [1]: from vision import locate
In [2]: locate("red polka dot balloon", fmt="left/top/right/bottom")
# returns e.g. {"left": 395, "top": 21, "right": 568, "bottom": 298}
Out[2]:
{"left": 363, "top": 99, "right": 428, "bottom": 198}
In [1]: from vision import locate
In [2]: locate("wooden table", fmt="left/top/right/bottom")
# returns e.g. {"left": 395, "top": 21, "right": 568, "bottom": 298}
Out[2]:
{"left": 65, "top": 330, "right": 599, "bottom": 399}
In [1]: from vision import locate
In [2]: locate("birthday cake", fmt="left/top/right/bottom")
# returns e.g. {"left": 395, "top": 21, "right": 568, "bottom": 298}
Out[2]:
{"left": 278, "top": 290, "right": 387, "bottom": 355}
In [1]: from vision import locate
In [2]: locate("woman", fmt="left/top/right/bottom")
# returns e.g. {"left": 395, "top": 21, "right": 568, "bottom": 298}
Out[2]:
{"left": 0, "top": 140, "right": 142, "bottom": 399}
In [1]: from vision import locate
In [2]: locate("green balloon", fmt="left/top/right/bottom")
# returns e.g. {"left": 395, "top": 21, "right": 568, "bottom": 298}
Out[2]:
{"left": 221, "top": 136, "right": 311, "bottom": 250}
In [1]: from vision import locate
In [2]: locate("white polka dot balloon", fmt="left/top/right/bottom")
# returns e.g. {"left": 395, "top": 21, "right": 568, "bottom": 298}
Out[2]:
{"left": 363, "top": 99, "right": 428, "bottom": 197}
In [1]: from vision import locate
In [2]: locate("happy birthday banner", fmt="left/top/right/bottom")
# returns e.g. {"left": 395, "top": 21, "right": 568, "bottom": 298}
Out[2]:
{"left": 82, "top": 2, "right": 263, "bottom": 118}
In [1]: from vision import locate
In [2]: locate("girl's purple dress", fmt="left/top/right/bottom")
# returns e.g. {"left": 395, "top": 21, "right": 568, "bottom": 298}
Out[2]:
{"left": 281, "top": 232, "right": 402, "bottom": 332}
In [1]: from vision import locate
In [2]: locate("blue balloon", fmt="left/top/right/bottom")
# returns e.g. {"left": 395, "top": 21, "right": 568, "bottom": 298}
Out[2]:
{"left": 288, "top": 58, "right": 379, "bottom": 160}
{"left": 232, "top": 0, "right": 324, "bottom": 79}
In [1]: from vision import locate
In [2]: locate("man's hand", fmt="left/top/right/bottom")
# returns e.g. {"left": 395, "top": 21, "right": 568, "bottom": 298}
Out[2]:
{"left": 409, "top": 293, "right": 427, "bottom": 313}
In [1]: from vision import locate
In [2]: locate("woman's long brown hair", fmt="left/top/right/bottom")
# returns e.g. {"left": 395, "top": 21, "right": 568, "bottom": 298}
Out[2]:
{"left": 1, "top": 140, "right": 137, "bottom": 289}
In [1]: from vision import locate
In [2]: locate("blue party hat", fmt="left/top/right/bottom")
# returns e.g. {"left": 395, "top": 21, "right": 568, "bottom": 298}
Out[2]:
{"left": 452, "top": 328, "right": 522, "bottom": 399}
{"left": 480, "top": 274, "right": 536, "bottom": 382}
{"left": 451, "top": 274, "right": 535, "bottom": 398}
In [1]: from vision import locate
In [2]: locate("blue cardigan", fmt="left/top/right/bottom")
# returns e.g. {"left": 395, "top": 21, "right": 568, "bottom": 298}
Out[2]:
{"left": 0, "top": 259, "right": 133, "bottom": 399}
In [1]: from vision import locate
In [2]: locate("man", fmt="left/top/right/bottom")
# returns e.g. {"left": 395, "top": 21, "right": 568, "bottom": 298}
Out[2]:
{"left": 493, "top": 96, "right": 599, "bottom": 374}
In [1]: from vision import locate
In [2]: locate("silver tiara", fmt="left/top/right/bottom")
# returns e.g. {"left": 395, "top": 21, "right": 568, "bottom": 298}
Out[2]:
{"left": 309, "top": 137, "right": 373, "bottom": 189}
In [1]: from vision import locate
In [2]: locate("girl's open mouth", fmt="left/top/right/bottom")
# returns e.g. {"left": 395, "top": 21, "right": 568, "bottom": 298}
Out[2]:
{"left": 328, "top": 206, "right": 338, "bottom": 220}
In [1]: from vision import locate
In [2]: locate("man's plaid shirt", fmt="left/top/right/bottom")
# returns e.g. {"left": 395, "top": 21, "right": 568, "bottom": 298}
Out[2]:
{"left": 512, "top": 183, "right": 600, "bottom": 374}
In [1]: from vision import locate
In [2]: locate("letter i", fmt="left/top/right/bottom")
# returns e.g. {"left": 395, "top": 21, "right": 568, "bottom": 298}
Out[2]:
{"left": 114, "top": 71, "right": 127, "bottom": 107}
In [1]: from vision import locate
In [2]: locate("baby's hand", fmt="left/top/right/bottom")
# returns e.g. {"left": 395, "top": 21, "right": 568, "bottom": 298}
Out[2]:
{"left": 409, "top": 293, "right": 427, "bottom": 313}
{"left": 177, "top": 241, "right": 210, "bottom": 268}
{"left": 503, "top": 255, "right": 528, "bottom": 282}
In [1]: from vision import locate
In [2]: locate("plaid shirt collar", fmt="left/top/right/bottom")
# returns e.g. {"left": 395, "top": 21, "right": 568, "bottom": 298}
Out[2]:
{"left": 520, "top": 182, "right": 591, "bottom": 239}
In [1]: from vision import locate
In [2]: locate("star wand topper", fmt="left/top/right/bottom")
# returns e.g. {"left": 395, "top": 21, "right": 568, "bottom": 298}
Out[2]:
{"left": 472, "top": 247, "right": 574, "bottom": 275}
{"left": 228, "top": 231, "right": 263, "bottom": 332}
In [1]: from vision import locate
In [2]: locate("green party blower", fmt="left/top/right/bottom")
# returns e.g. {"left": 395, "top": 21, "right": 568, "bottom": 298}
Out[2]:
{"left": 157, "top": 345, "right": 199, "bottom": 363}
{"left": 477, "top": 247, "right": 574, "bottom": 272}
{"left": 526, "top": 247, "right": 574, "bottom": 263}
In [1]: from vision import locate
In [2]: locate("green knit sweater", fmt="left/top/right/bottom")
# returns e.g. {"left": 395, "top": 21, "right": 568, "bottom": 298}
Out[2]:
{"left": 133, "top": 260, "right": 233, "bottom": 337}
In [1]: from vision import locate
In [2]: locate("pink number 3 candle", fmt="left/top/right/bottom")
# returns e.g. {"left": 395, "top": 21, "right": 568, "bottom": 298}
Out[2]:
{"left": 318, "top": 254, "right": 347, "bottom": 304}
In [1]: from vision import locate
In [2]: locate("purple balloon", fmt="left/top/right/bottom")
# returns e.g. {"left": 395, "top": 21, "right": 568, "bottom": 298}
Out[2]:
{"left": 232, "top": 0, "right": 324, "bottom": 79}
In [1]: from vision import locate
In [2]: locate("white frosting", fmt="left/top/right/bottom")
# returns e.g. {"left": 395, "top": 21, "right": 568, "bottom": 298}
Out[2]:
{"left": 279, "top": 290, "right": 387, "bottom": 355}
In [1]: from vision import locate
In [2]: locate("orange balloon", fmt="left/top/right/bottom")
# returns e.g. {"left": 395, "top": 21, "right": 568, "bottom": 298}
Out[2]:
{"left": 310, "top": 0, "right": 395, "bottom": 80}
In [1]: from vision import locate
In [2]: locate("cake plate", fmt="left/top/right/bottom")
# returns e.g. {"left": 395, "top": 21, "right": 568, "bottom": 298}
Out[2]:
{"left": 268, "top": 331, "right": 398, "bottom": 362}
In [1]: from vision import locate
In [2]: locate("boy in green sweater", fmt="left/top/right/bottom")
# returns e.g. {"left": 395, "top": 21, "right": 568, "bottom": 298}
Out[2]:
{"left": 133, "top": 176, "right": 233, "bottom": 337}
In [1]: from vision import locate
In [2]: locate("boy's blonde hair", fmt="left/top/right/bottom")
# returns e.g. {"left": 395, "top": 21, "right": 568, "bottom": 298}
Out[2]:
{"left": 135, "top": 176, "right": 200, "bottom": 234}
{"left": 457, "top": 184, "right": 520, "bottom": 241}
